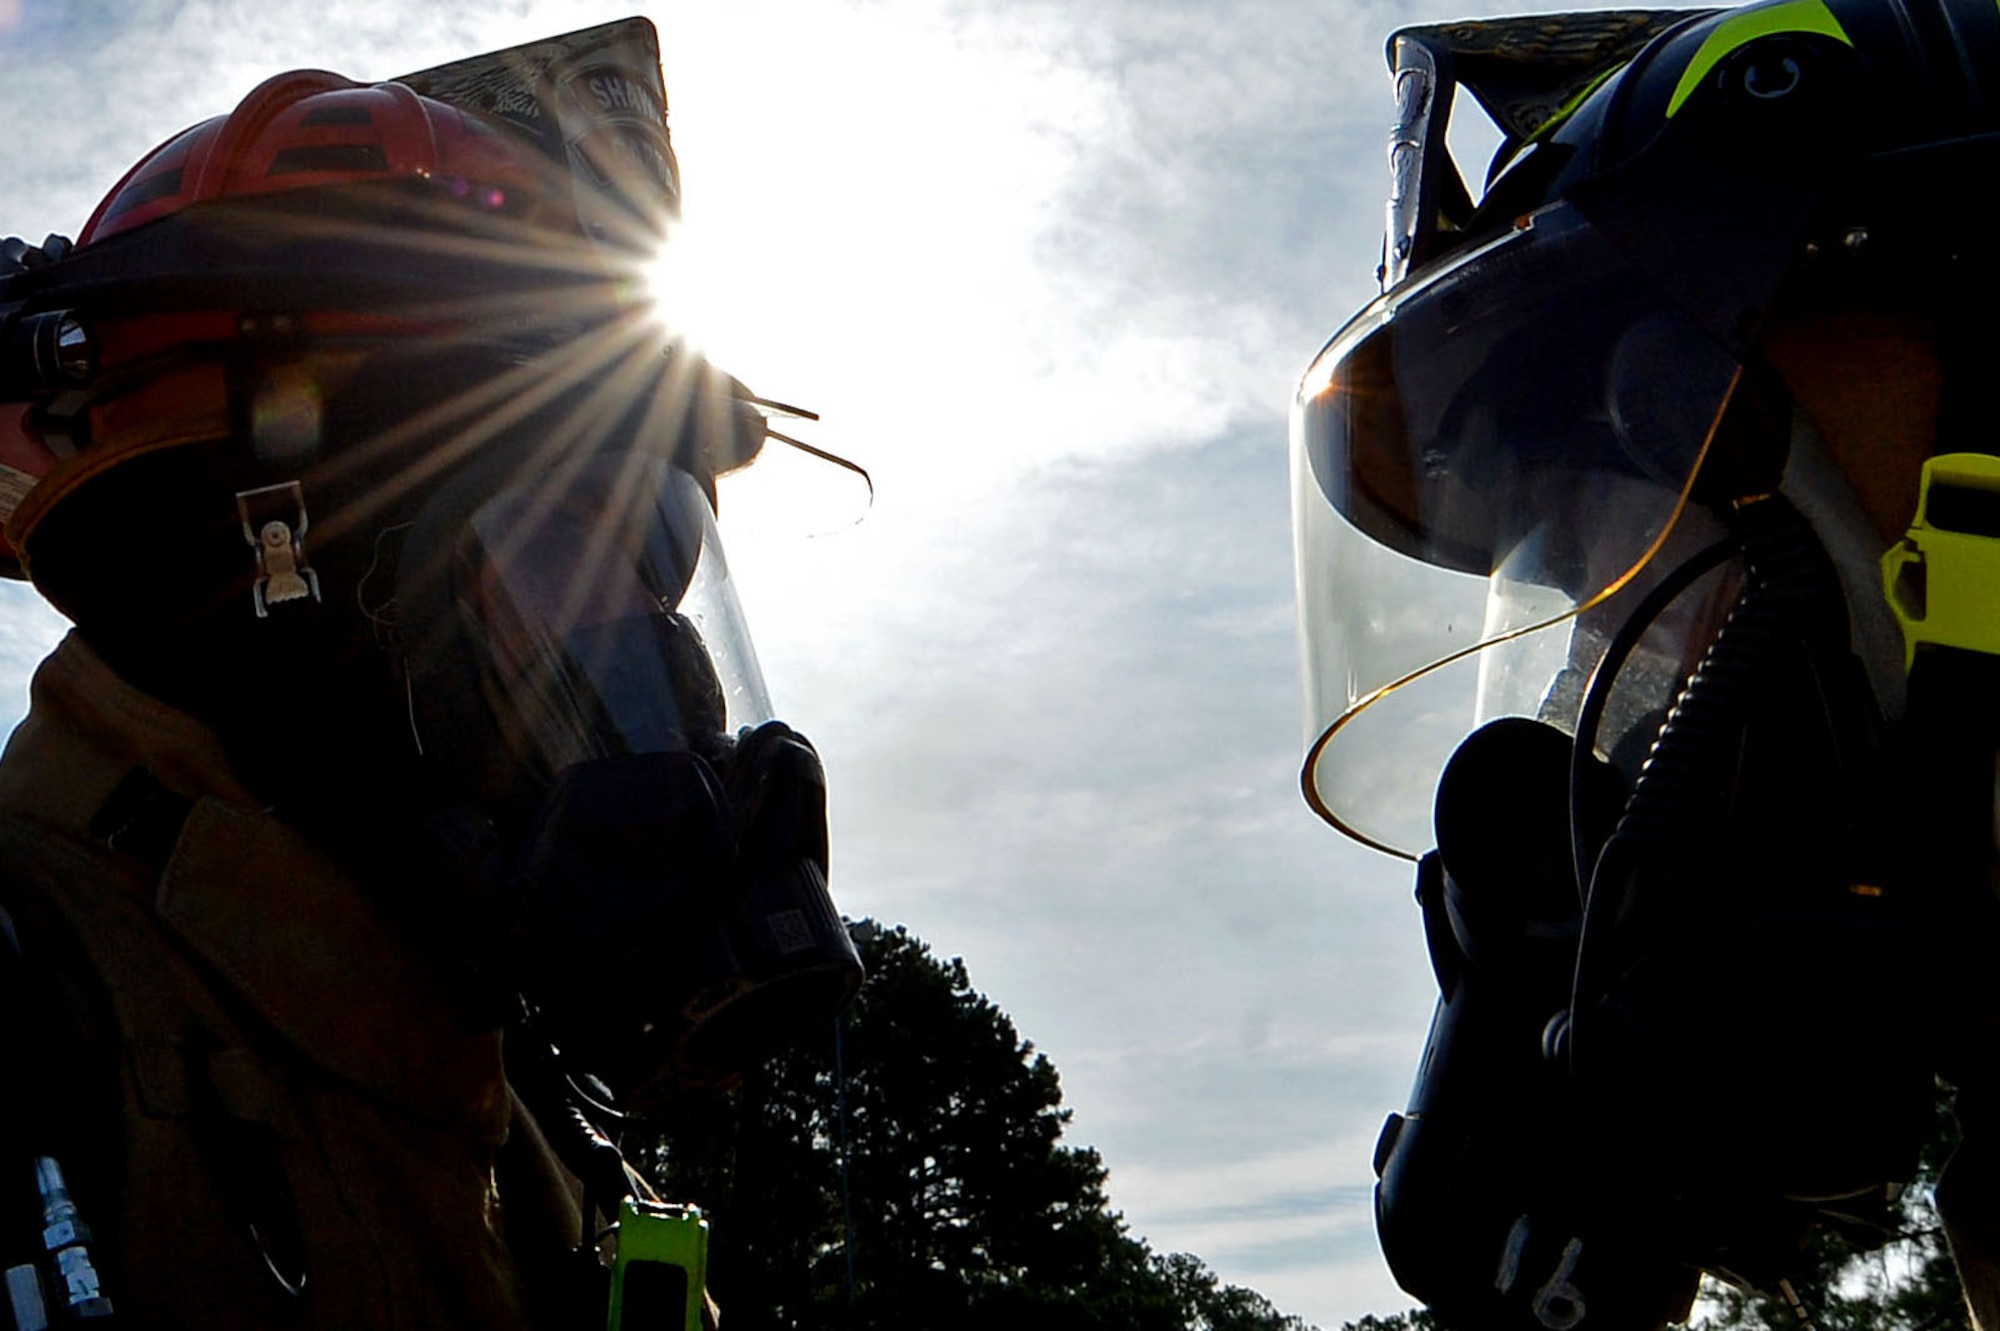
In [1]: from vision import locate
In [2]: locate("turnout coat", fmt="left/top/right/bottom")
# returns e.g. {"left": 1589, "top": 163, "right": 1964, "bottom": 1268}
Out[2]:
{"left": 0, "top": 633, "right": 587, "bottom": 1329}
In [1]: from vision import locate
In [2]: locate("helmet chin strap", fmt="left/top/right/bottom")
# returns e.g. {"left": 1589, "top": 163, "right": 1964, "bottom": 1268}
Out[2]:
{"left": 1780, "top": 415, "right": 1910, "bottom": 723}
{"left": 1990, "top": 752, "right": 2000, "bottom": 861}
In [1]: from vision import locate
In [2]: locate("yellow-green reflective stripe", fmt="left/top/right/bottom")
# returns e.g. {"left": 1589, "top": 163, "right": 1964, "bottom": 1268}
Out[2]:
{"left": 1665, "top": 0, "right": 1853, "bottom": 117}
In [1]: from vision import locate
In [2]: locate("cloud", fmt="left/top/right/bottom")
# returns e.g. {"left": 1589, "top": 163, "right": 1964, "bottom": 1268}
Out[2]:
{"left": 0, "top": 583, "right": 66, "bottom": 732}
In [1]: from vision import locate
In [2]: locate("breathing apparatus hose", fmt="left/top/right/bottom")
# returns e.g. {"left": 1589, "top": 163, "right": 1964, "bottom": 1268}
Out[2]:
{"left": 1566, "top": 494, "right": 1850, "bottom": 1070}
{"left": 509, "top": 1031, "right": 640, "bottom": 1241}
{"left": 1568, "top": 536, "right": 1742, "bottom": 906}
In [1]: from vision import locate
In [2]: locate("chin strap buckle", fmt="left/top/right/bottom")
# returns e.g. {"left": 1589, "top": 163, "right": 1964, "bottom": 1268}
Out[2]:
{"left": 237, "top": 482, "right": 322, "bottom": 619}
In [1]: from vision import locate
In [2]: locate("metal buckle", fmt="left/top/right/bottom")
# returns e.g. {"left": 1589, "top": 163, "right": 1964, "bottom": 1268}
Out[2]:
{"left": 236, "top": 482, "right": 322, "bottom": 619}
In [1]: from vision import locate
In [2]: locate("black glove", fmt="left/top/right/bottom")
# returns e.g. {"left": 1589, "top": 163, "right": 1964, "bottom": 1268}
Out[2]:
{"left": 0, "top": 235, "right": 72, "bottom": 275}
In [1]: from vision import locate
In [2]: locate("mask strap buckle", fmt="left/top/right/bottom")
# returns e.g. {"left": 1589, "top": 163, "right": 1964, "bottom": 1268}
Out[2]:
{"left": 236, "top": 481, "right": 322, "bottom": 619}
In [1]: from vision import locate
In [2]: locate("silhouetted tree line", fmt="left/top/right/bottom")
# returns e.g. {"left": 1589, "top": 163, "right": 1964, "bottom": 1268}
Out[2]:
{"left": 639, "top": 921, "right": 1315, "bottom": 1330}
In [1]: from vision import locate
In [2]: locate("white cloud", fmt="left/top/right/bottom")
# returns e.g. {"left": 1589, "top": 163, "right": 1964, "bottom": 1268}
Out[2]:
{"left": 0, "top": 582, "right": 67, "bottom": 731}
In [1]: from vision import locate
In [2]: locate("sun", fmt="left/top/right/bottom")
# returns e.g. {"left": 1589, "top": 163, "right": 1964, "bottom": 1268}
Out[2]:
{"left": 637, "top": 219, "right": 739, "bottom": 367}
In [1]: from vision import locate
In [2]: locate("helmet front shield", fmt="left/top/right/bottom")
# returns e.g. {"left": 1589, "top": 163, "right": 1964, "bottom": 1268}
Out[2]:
{"left": 397, "top": 16, "right": 682, "bottom": 250}
{"left": 1380, "top": 10, "right": 1709, "bottom": 291}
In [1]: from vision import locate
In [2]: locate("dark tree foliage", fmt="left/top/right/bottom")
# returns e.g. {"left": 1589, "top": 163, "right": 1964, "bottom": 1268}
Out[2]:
{"left": 1688, "top": 1086, "right": 1970, "bottom": 1331}
{"left": 1155, "top": 1251, "right": 1319, "bottom": 1331}
{"left": 1342, "top": 1094, "right": 1972, "bottom": 1331}
{"left": 637, "top": 921, "right": 1314, "bottom": 1331}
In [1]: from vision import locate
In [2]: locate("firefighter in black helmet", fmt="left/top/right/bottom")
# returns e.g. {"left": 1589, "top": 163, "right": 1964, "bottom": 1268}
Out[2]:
{"left": 1293, "top": 0, "right": 2000, "bottom": 1324}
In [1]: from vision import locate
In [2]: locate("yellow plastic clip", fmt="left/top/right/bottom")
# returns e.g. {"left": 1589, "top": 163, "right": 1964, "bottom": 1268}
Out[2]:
{"left": 606, "top": 1199, "right": 707, "bottom": 1331}
{"left": 1881, "top": 452, "right": 2000, "bottom": 668}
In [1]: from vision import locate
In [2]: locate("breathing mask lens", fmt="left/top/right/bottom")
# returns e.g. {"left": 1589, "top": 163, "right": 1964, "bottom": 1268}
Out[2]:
{"left": 406, "top": 451, "right": 770, "bottom": 808}
{"left": 1292, "top": 202, "right": 1740, "bottom": 855}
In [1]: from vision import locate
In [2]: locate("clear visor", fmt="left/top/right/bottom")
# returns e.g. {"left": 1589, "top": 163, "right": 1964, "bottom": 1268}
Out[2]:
{"left": 413, "top": 451, "right": 770, "bottom": 803}
{"left": 1292, "top": 203, "right": 1744, "bottom": 858}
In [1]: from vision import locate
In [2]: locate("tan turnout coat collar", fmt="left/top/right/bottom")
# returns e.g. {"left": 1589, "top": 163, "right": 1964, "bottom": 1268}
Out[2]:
{"left": 0, "top": 630, "right": 509, "bottom": 1143}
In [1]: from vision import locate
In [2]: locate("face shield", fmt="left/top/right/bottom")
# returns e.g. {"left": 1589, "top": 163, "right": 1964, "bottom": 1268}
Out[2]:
{"left": 1293, "top": 202, "right": 1747, "bottom": 858}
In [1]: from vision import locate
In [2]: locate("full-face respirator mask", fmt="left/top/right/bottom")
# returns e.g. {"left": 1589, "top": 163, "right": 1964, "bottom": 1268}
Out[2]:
{"left": 389, "top": 424, "right": 863, "bottom": 1108}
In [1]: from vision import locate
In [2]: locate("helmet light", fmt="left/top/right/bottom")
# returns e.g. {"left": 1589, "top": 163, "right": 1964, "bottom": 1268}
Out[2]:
{"left": 0, "top": 309, "right": 96, "bottom": 399}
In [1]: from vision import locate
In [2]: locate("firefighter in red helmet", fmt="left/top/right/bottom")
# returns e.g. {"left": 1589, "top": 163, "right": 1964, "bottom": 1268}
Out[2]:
{"left": 0, "top": 19, "right": 860, "bottom": 1329}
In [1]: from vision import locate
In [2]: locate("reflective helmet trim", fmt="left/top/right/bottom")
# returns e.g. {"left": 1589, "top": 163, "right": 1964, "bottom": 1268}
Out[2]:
{"left": 1665, "top": 0, "right": 1855, "bottom": 116}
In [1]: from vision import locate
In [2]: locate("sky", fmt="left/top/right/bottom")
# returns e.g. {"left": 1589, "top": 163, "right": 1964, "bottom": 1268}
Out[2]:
{"left": 0, "top": 0, "right": 1573, "bottom": 1323}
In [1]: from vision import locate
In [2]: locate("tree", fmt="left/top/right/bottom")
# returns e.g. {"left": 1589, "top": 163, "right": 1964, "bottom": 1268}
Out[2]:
{"left": 1156, "top": 1250, "right": 1319, "bottom": 1331}
{"left": 639, "top": 921, "right": 1314, "bottom": 1330}
{"left": 1339, "top": 1093, "right": 1971, "bottom": 1331}
{"left": 1689, "top": 1087, "right": 1969, "bottom": 1331}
